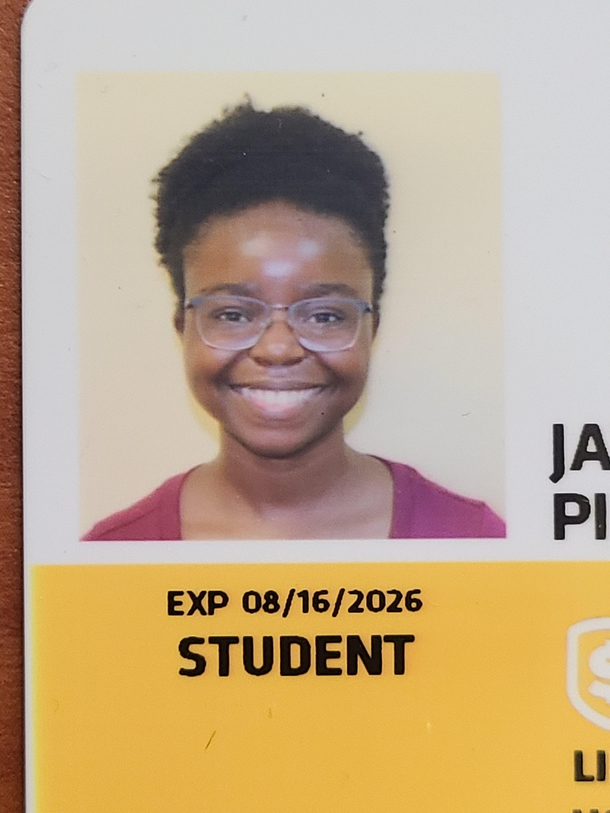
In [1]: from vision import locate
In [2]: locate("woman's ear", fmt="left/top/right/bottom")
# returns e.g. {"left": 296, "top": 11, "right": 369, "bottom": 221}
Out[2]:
{"left": 372, "top": 309, "right": 380, "bottom": 337}
{"left": 174, "top": 304, "right": 185, "bottom": 334}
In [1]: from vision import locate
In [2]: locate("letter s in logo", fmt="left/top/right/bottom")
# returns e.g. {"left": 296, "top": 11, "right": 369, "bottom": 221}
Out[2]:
{"left": 567, "top": 618, "right": 610, "bottom": 730}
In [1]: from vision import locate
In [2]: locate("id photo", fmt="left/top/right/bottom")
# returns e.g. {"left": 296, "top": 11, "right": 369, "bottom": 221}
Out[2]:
{"left": 77, "top": 72, "right": 504, "bottom": 541}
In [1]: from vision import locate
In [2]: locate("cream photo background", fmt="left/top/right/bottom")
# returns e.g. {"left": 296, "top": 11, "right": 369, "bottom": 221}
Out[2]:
{"left": 78, "top": 72, "right": 503, "bottom": 535}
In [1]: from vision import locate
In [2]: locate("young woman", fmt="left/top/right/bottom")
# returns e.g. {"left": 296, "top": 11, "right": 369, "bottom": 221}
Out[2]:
{"left": 84, "top": 103, "right": 505, "bottom": 540}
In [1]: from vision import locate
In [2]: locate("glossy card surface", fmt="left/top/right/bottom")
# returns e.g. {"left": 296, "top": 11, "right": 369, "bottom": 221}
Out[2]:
{"left": 22, "top": 3, "right": 610, "bottom": 812}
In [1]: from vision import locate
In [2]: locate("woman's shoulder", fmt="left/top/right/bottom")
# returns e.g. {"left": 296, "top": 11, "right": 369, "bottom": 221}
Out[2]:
{"left": 381, "top": 459, "right": 506, "bottom": 539}
{"left": 82, "top": 471, "right": 190, "bottom": 541}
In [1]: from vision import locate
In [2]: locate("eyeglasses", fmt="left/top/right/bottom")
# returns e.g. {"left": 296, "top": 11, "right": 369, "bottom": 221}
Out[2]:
{"left": 184, "top": 294, "right": 373, "bottom": 352}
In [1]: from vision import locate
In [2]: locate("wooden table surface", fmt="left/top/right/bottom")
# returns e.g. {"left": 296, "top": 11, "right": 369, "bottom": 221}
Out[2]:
{"left": 0, "top": 0, "right": 28, "bottom": 808}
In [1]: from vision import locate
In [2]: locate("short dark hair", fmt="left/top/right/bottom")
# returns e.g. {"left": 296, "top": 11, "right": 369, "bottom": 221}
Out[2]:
{"left": 153, "top": 102, "right": 389, "bottom": 320}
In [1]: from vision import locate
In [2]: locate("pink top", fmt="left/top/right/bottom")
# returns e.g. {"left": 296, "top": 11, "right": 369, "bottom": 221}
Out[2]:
{"left": 82, "top": 460, "right": 505, "bottom": 541}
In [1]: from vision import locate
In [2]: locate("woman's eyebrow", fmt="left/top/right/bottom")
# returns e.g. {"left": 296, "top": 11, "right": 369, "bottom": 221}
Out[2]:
{"left": 301, "top": 283, "right": 361, "bottom": 298}
{"left": 196, "top": 283, "right": 256, "bottom": 296}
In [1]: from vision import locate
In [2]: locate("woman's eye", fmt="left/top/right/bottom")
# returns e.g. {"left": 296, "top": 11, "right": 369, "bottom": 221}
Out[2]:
{"left": 213, "top": 309, "right": 250, "bottom": 323}
{"left": 308, "top": 310, "right": 344, "bottom": 325}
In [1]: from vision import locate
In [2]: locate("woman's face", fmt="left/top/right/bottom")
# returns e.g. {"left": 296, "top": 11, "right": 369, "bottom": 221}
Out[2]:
{"left": 180, "top": 201, "right": 375, "bottom": 459}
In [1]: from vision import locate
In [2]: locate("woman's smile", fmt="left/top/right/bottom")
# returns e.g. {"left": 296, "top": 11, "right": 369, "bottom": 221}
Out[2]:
{"left": 229, "top": 385, "right": 327, "bottom": 418}
{"left": 180, "top": 201, "right": 375, "bottom": 459}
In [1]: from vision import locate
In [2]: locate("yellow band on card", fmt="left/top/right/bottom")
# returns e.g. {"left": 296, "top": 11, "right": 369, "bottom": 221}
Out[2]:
{"left": 32, "top": 562, "right": 610, "bottom": 812}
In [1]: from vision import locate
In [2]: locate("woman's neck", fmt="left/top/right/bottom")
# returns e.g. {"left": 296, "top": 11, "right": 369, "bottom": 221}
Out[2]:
{"left": 214, "top": 425, "right": 356, "bottom": 511}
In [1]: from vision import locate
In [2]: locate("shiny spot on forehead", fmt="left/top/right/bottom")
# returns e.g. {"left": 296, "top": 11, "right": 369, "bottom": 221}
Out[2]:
{"left": 241, "top": 233, "right": 274, "bottom": 257}
{"left": 240, "top": 232, "right": 324, "bottom": 262}
{"left": 263, "top": 260, "right": 296, "bottom": 278}
{"left": 298, "top": 238, "right": 322, "bottom": 259}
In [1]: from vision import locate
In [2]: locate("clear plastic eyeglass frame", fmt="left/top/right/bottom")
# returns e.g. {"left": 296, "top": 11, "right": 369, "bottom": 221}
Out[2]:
{"left": 184, "top": 294, "right": 373, "bottom": 352}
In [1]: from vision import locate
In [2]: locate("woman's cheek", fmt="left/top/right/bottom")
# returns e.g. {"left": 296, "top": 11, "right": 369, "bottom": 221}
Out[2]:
{"left": 183, "top": 344, "right": 233, "bottom": 417}
{"left": 327, "top": 339, "right": 371, "bottom": 401}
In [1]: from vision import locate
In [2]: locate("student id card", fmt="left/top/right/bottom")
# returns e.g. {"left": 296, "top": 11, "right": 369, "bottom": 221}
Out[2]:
{"left": 22, "top": 2, "right": 610, "bottom": 811}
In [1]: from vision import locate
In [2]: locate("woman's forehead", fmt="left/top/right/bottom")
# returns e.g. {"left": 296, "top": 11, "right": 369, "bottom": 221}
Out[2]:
{"left": 183, "top": 202, "right": 373, "bottom": 298}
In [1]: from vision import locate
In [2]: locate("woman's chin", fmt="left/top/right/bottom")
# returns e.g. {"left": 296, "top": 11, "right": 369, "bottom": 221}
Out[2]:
{"left": 224, "top": 424, "right": 340, "bottom": 462}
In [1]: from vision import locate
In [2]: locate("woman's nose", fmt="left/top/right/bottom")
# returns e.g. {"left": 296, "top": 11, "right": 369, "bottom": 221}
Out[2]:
{"left": 249, "top": 312, "right": 307, "bottom": 366}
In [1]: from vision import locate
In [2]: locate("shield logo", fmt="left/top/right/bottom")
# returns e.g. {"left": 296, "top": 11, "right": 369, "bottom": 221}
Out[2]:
{"left": 567, "top": 617, "right": 610, "bottom": 730}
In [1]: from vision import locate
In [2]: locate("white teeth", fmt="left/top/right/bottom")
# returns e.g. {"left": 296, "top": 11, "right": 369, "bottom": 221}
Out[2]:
{"left": 236, "top": 387, "right": 321, "bottom": 412}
